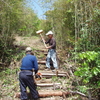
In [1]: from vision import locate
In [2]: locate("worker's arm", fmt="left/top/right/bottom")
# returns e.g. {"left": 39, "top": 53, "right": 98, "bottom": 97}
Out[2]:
{"left": 46, "top": 46, "right": 52, "bottom": 49}
{"left": 45, "top": 39, "right": 50, "bottom": 44}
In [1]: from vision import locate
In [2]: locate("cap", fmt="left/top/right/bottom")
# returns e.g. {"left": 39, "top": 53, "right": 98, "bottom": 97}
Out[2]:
{"left": 25, "top": 47, "right": 32, "bottom": 52}
{"left": 46, "top": 31, "right": 53, "bottom": 35}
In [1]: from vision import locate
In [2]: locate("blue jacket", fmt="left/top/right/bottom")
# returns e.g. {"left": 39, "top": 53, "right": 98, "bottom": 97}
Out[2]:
{"left": 20, "top": 54, "right": 38, "bottom": 71}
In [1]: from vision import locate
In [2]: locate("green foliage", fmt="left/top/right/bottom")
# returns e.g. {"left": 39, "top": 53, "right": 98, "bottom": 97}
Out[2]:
{"left": 41, "top": 0, "right": 75, "bottom": 49}
{"left": 13, "top": 51, "right": 25, "bottom": 61}
{"left": 0, "top": 0, "right": 40, "bottom": 65}
{"left": 18, "top": 7, "right": 40, "bottom": 36}
{"left": 77, "top": 86, "right": 88, "bottom": 93}
{"left": 52, "top": 76, "right": 58, "bottom": 82}
{"left": 74, "top": 51, "right": 100, "bottom": 87}
{"left": 74, "top": 0, "right": 100, "bottom": 52}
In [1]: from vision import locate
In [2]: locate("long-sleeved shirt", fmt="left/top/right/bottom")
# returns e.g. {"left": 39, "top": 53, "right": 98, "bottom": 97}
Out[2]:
{"left": 45, "top": 38, "right": 56, "bottom": 50}
{"left": 20, "top": 54, "right": 38, "bottom": 71}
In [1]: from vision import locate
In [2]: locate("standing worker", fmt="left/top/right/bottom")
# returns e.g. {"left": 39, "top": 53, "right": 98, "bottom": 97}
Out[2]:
{"left": 41, "top": 31, "right": 58, "bottom": 70}
{"left": 19, "top": 47, "right": 39, "bottom": 100}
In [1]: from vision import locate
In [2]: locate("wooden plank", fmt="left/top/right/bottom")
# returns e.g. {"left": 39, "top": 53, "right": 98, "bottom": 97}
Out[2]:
{"left": 39, "top": 70, "right": 68, "bottom": 74}
{"left": 39, "top": 71, "right": 70, "bottom": 78}
{"left": 37, "top": 83, "right": 61, "bottom": 87}
{"left": 38, "top": 61, "right": 46, "bottom": 64}
{"left": 41, "top": 73, "right": 66, "bottom": 77}
{"left": 36, "top": 79, "right": 52, "bottom": 83}
{"left": 34, "top": 49, "right": 47, "bottom": 52}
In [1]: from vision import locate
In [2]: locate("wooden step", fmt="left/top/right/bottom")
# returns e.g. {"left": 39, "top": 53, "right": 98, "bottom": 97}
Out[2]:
{"left": 41, "top": 73, "right": 66, "bottom": 78}
{"left": 38, "top": 70, "right": 70, "bottom": 78}
{"left": 38, "top": 61, "right": 46, "bottom": 64}
{"left": 35, "top": 49, "right": 48, "bottom": 52}
{"left": 36, "top": 79, "right": 52, "bottom": 83}
{"left": 38, "top": 71, "right": 67, "bottom": 77}
{"left": 39, "top": 90, "right": 70, "bottom": 97}
{"left": 15, "top": 90, "right": 70, "bottom": 98}
{"left": 39, "top": 70, "right": 68, "bottom": 74}
{"left": 37, "top": 83, "right": 61, "bottom": 87}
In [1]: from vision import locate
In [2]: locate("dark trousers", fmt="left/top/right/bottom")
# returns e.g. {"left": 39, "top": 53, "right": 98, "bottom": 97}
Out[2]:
{"left": 19, "top": 71, "right": 39, "bottom": 100}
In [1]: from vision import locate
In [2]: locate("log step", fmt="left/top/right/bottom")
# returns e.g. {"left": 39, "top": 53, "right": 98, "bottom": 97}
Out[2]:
{"left": 34, "top": 49, "right": 48, "bottom": 53}
{"left": 39, "top": 72, "right": 67, "bottom": 78}
{"left": 39, "top": 71, "right": 69, "bottom": 78}
{"left": 39, "top": 70, "right": 67, "bottom": 74}
{"left": 15, "top": 90, "right": 70, "bottom": 98}
{"left": 37, "top": 83, "right": 61, "bottom": 87}
{"left": 39, "top": 90, "right": 70, "bottom": 97}
{"left": 38, "top": 61, "right": 46, "bottom": 64}
{"left": 36, "top": 79, "right": 52, "bottom": 83}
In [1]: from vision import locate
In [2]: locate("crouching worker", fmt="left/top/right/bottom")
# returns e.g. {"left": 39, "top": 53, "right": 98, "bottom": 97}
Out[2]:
{"left": 19, "top": 47, "right": 39, "bottom": 100}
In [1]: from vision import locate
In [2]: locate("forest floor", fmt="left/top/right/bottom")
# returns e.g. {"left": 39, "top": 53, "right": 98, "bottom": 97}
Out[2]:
{"left": 0, "top": 35, "right": 88, "bottom": 100}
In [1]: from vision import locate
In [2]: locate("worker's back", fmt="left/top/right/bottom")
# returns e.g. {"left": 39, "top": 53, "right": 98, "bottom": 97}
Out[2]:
{"left": 21, "top": 54, "right": 38, "bottom": 71}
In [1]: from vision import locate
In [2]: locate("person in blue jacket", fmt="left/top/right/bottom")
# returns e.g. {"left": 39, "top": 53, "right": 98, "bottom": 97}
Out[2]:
{"left": 19, "top": 47, "right": 39, "bottom": 100}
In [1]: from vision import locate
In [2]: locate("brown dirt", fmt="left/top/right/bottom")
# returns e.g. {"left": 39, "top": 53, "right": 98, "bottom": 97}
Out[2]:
{"left": 15, "top": 35, "right": 46, "bottom": 50}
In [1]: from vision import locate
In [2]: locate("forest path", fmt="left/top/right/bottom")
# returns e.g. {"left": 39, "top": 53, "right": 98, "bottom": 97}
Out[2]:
{"left": 0, "top": 36, "right": 88, "bottom": 100}
{"left": 15, "top": 35, "right": 68, "bottom": 100}
{"left": 14, "top": 35, "right": 72, "bottom": 100}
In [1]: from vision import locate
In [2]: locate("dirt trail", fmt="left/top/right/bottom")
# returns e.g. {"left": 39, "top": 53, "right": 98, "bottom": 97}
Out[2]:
{"left": 14, "top": 36, "right": 70, "bottom": 100}
{"left": 15, "top": 36, "right": 45, "bottom": 50}
{"left": 0, "top": 36, "right": 88, "bottom": 100}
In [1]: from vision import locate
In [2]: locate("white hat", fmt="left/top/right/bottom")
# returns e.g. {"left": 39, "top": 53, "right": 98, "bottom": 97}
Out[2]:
{"left": 46, "top": 31, "right": 53, "bottom": 35}
{"left": 25, "top": 47, "right": 32, "bottom": 52}
{"left": 36, "top": 30, "right": 43, "bottom": 34}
